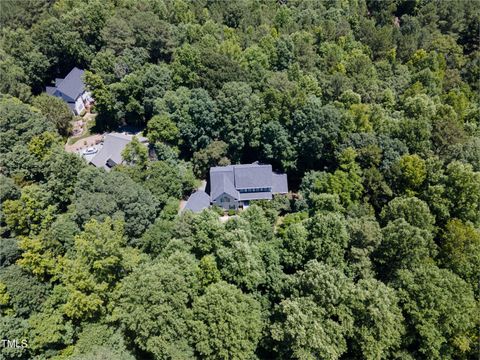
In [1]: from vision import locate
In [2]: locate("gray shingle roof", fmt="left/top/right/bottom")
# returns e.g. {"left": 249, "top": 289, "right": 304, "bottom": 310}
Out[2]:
{"left": 184, "top": 190, "right": 211, "bottom": 212}
{"left": 210, "top": 166, "right": 235, "bottom": 179}
{"left": 272, "top": 173, "right": 288, "bottom": 194}
{"left": 55, "top": 67, "right": 85, "bottom": 101}
{"left": 90, "top": 133, "right": 147, "bottom": 171}
{"left": 233, "top": 164, "right": 273, "bottom": 189}
{"left": 210, "top": 170, "right": 239, "bottom": 200}
{"left": 45, "top": 86, "right": 56, "bottom": 96}
{"left": 209, "top": 163, "right": 288, "bottom": 202}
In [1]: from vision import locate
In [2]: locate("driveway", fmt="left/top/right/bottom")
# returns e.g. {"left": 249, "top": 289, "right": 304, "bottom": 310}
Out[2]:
{"left": 65, "top": 134, "right": 103, "bottom": 153}
{"left": 79, "top": 144, "right": 103, "bottom": 162}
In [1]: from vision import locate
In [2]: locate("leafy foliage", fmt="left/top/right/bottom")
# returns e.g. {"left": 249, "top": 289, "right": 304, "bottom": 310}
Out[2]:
{"left": 394, "top": 265, "right": 477, "bottom": 359}
{"left": 31, "top": 94, "right": 73, "bottom": 136}
{"left": 0, "top": 1, "right": 479, "bottom": 359}
{"left": 191, "top": 282, "right": 263, "bottom": 359}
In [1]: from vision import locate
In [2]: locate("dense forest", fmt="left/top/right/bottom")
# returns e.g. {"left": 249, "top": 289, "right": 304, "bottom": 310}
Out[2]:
{"left": 1, "top": 0, "right": 479, "bottom": 359}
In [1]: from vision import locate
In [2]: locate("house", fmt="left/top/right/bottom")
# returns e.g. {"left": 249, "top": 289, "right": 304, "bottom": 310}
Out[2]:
{"left": 46, "top": 67, "right": 92, "bottom": 115}
{"left": 184, "top": 163, "right": 288, "bottom": 212}
{"left": 89, "top": 133, "right": 148, "bottom": 171}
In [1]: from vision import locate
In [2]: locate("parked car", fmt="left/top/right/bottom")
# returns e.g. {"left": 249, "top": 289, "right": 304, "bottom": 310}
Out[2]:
{"left": 83, "top": 147, "right": 98, "bottom": 155}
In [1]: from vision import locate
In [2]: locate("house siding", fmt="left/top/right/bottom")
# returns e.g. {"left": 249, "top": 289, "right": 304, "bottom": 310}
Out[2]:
{"left": 212, "top": 192, "right": 239, "bottom": 210}
{"left": 46, "top": 68, "right": 91, "bottom": 115}
{"left": 74, "top": 96, "right": 85, "bottom": 115}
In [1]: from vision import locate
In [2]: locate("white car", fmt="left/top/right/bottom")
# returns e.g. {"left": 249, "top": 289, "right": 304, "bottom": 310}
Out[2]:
{"left": 83, "top": 147, "right": 98, "bottom": 156}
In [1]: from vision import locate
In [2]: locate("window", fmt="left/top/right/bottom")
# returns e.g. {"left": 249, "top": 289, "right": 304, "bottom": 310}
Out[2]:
{"left": 239, "top": 187, "right": 272, "bottom": 193}
{"left": 222, "top": 196, "right": 230, "bottom": 203}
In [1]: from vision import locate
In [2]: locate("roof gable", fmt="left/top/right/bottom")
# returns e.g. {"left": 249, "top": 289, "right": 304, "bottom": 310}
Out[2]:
{"left": 56, "top": 67, "right": 85, "bottom": 100}
{"left": 210, "top": 168, "right": 239, "bottom": 200}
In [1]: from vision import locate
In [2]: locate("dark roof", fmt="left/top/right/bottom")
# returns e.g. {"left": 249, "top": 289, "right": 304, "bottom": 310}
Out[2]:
{"left": 45, "top": 86, "right": 56, "bottom": 96}
{"left": 234, "top": 164, "right": 272, "bottom": 189}
{"left": 210, "top": 170, "right": 239, "bottom": 200}
{"left": 239, "top": 192, "right": 272, "bottom": 201}
{"left": 272, "top": 173, "right": 288, "bottom": 194}
{"left": 184, "top": 190, "right": 211, "bottom": 212}
{"left": 210, "top": 165, "right": 234, "bottom": 179}
{"left": 55, "top": 67, "right": 85, "bottom": 101}
{"left": 209, "top": 163, "right": 288, "bottom": 202}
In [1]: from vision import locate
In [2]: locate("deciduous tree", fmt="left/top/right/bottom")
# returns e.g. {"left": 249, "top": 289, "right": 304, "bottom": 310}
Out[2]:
{"left": 32, "top": 94, "right": 73, "bottom": 136}
{"left": 191, "top": 282, "right": 263, "bottom": 360}
{"left": 394, "top": 265, "right": 478, "bottom": 359}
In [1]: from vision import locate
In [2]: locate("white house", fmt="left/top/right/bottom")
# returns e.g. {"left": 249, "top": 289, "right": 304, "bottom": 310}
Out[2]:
{"left": 46, "top": 67, "right": 93, "bottom": 115}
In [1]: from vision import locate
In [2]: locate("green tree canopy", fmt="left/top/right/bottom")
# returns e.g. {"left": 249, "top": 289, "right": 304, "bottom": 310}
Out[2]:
{"left": 0, "top": 96, "right": 55, "bottom": 157}
{"left": 439, "top": 219, "right": 480, "bottom": 289}
{"left": 113, "top": 251, "right": 199, "bottom": 359}
{"left": 374, "top": 219, "right": 437, "bottom": 280}
{"left": 0, "top": 265, "right": 49, "bottom": 318}
{"left": 2, "top": 184, "right": 56, "bottom": 236}
{"left": 72, "top": 167, "right": 157, "bottom": 238}
{"left": 393, "top": 265, "right": 478, "bottom": 359}
{"left": 121, "top": 136, "right": 148, "bottom": 168}
{"left": 31, "top": 93, "right": 73, "bottom": 137}
{"left": 146, "top": 114, "right": 179, "bottom": 145}
{"left": 380, "top": 196, "right": 436, "bottom": 232}
{"left": 192, "top": 140, "right": 230, "bottom": 178}
{"left": 271, "top": 261, "right": 355, "bottom": 359}
{"left": 191, "top": 281, "right": 263, "bottom": 360}
{"left": 444, "top": 161, "right": 480, "bottom": 225}
{"left": 60, "top": 218, "right": 143, "bottom": 320}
